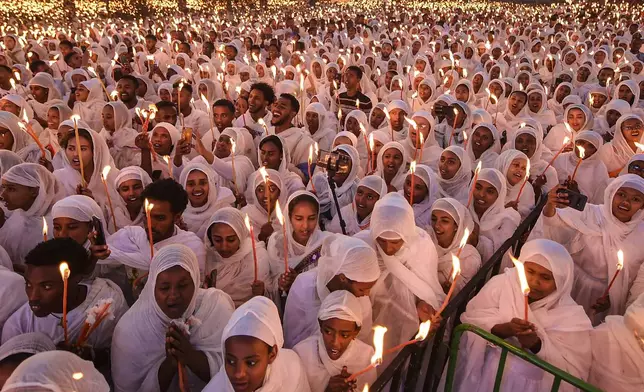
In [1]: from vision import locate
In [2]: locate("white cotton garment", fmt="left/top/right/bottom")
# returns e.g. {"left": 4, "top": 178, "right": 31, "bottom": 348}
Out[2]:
{"left": 0, "top": 267, "right": 28, "bottom": 332}
{"left": 465, "top": 123, "right": 501, "bottom": 170}
{"left": 449, "top": 239, "right": 593, "bottom": 392}
{"left": 495, "top": 149, "right": 535, "bottom": 219}
{"left": 437, "top": 146, "right": 473, "bottom": 205}
{"left": 2, "top": 351, "right": 109, "bottom": 392}
{"left": 326, "top": 175, "right": 388, "bottom": 235}
{"left": 110, "top": 166, "right": 152, "bottom": 230}
{"left": 240, "top": 168, "right": 289, "bottom": 242}
{"left": 599, "top": 114, "right": 644, "bottom": 173}
{"left": 203, "top": 296, "right": 312, "bottom": 392}
{"left": 375, "top": 141, "right": 408, "bottom": 191}
{"left": 98, "top": 101, "right": 140, "bottom": 169}
{"left": 0, "top": 332, "right": 55, "bottom": 363}
{"left": 111, "top": 244, "right": 235, "bottom": 392}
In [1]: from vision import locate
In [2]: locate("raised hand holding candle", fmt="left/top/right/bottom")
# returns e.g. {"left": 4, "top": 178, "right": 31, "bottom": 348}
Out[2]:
{"left": 603, "top": 250, "right": 624, "bottom": 297}
{"left": 511, "top": 255, "right": 530, "bottom": 321}
{"left": 570, "top": 145, "right": 585, "bottom": 182}
{"left": 275, "top": 200, "right": 288, "bottom": 274}
{"left": 466, "top": 162, "right": 483, "bottom": 208}
{"left": 259, "top": 167, "right": 271, "bottom": 222}
{"left": 308, "top": 145, "right": 316, "bottom": 193}
{"left": 244, "top": 214, "right": 259, "bottom": 282}
{"left": 59, "top": 262, "right": 71, "bottom": 344}
{"left": 42, "top": 217, "right": 48, "bottom": 241}
{"left": 70, "top": 115, "right": 86, "bottom": 187}
{"left": 144, "top": 199, "right": 155, "bottom": 258}
{"left": 101, "top": 166, "right": 117, "bottom": 230}
{"left": 436, "top": 254, "right": 461, "bottom": 315}
{"left": 346, "top": 326, "right": 387, "bottom": 382}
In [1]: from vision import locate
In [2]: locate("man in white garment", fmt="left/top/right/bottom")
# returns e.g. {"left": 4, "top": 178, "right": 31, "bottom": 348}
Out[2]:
{"left": 269, "top": 93, "right": 314, "bottom": 168}
{"left": 173, "top": 82, "right": 211, "bottom": 139}
{"left": 233, "top": 82, "right": 274, "bottom": 147}
{"left": 117, "top": 75, "right": 153, "bottom": 132}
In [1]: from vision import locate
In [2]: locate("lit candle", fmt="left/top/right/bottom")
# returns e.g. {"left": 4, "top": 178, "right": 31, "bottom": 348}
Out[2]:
{"left": 635, "top": 142, "right": 644, "bottom": 153}
{"left": 110, "top": 90, "right": 118, "bottom": 101}
{"left": 244, "top": 214, "right": 259, "bottom": 282}
{"left": 201, "top": 93, "right": 217, "bottom": 143}
{"left": 436, "top": 254, "right": 462, "bottom": 315}
{"left": 144, "top": 199, "right": 155, "bottom": 258}
{"left": 230, "top": 139, "right": 239, "bottom": 194}
{"left": 511, "top": 255, "right": 530, "bottom": 321}
{"left": 570, "top": 145, "right": 586, "bottom": 182}
{"left": 369, "top": 134, "right": 375, "bottom": 172}
{"left": 308, "top": 145, "right": 316, "bottom": 193}
{"left": 514, "top": 160, "right": 531, "bottom": 204}
{"left": 275, "top": 200, "right": 288, "bottom": 274}
{"left": 59, "top": 262, "right": 71, "bottom": 344}
{"left": 346, "top": 326, "right": 387, "bottom": 382}
{"left": 455, "top": 228, "right": 470, "bottom": 258}
{"left": 448, "top": 107, "right": 459, "bottom": 146}
{"left": 70, "top": 114, "right": 86, "bottom": 187}
{"left": 383, "top": 319, "right": 432, "bottom": 355}
{"left": 101, "top": 166, "right": 117, "bottom": 230}
{"left": 18, "top": 122, "right": 46, "bottom": 158}
{"left": 466, "top": 162, "right": 483, "bottom": 208}
{"left": 258, "top": 167, "right": 272, "bottom": 222}
{"left": 418, "top": 133, "right": 425, "bottom": 163}
{"left": 42, "top": 217, "right": 48, "bottom": 242}
{"left": 405, "top": 117, "right": 419, "bottom": 159}
{"left": 541, "top": 136, "right": 571, "bottom": 176}
{"left": 177, "top": 81, "right": 185, "bottom": 128}
{"left": 408, "top": 161, "right": 417, "bottom": 205}
{"left": 605, "top": 77, "right": 612, "bottom": 98}
{"left": 603, "top": 250, "right": 624, "bottom": 296}
{"left": 359, "top": 123, "right": 370, "bottom": 172}
{"left": 163, "top": 156, "right": 173, "bottom": 179}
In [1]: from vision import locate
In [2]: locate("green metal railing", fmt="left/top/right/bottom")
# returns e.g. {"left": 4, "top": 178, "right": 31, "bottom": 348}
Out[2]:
{"left": 443, "top": 323, "right": 602, "bottom": 392}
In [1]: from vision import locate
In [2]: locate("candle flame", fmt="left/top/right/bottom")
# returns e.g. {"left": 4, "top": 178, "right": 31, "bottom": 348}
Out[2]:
{"left": 163, "top": 155, "right": 170, "bottom": 164}
{"left": 200, "top": 93, "right": 209, "bottom": 106}
{"left": 410, "top": 160, "right": 417, "bottom": 174}
{"left": 70, "top": 114, "right": 81, "bottom": 122}
{"left": 562, "top": 136, "right": 571, "bottom": 147}
{"left": 42, "top": 217, "right": 48, "bottom": 237}
{"left": 634, "top": 142, "right": 644, "bottom": 151}
{"left": 110, "top": 91, "right": 118, "bottom": 100}
{"left": 102, "top": 165, "right": 111, "bottom": 179}
{"left": 59, "top": 262, "right": 70, "bottom": 280}
{"left": 371, "top": 326, "right": 387, "bottom": 365}
{"left": 363, "top": 385, "right": 369, "bottom": 392}
{"left": 511, "top": 255, "right": 530, "bottom": 295}
{"left": 474, "top": 161, "right": 482, "bottom": 175}
{"left": 463, "top": 131, "right": 468, "bottom": 142}
{"left": 383, "top": 108, "right": 391, "bottom": 121}
{"left": 485, "top": 87, "right": 491, "bottom": 96}
{"left": 244, "top": 214, "right": 251, "bottom": 231}
{"left": 451, "top": 253, "right": 461, "bottom": 280}
{"left": 275, "top": 200, "right": 284, "bottom": 225}
{"left": 355, "top": 98, "right": 360, "bottom": 108}
{"left": 259, "top": 166, "right": 269, "bottom": 183}
{"left": 405, "top": 117, "right": 417, "bottom": 129}
{"left": 10, "top": 79, "right": 16, "bottom": 90}
{"left": 617, "top": 250, "right": 624, "bottom": 270}
{"left": 459, "top": 228, "right": 470, "bottom": 249}
{"left": 577, "top": 145, "right": 586, "bottom": 159}
{"left": 415, "top": 319, "right": 432, "bottom": 341}
{"left": 369, "top": 134, "right": 375, "bottom": 151}
{"left": 231, "top": 139, "right": 236, "bottom": 154}
{"left": 308, "top": 145, "right": 313, "bottom": 164}
{"left": 20, "top": 108, "right": 28, "bottom": 124}
{"left": 144, "top": 199, "right": 154, "bottom": 213}
{"left": 359, "top": 123, "right": 367, "bottom": 135}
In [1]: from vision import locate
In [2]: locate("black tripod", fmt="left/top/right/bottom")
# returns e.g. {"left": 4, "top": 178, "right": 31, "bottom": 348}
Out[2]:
{"left": 327, "top": 171, "right": 347, "bottom": 235}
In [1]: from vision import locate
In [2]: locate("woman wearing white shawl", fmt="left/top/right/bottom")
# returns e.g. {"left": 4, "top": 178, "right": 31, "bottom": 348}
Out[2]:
{"left": 410, "top": 77, "right": 437, "bottom": 112}
{"left": 179, "top": 160, "right": 235, "bottom": 239}
{"left": 146, "top": 122, "right": 182, "bottom": 180}
{"left": 326, "top": 175, "right": 387, "bottom": 236}
{"left": 590, "top": 292, "right": 644, "bottom": 392}
{"left": 593, "top": 98, "right": 631, "bottom": 137}
{"left": 2, "top": 351, "right": 109, "bottom": 392}
{"left": 240, "top": 168, "right": 288, "bottom": 242}
{"left": 72, "top": 79, "right": 106, "bottom": 132}
{"left": 526, "top": 88, "right": 557, "bottom": 130}
{"left": 543, "top": 104, "right": 594, "bottom": 152}
{"left": 547, "top": 82, "right": 574, "bottom": 121}
{"left": 204, "top": 208, "right": 271, "bottom": 308}
{"left": 466, "top": 122, "right": 502, "bottom": 169}
{"left": 437, "top": 146, "right": 473, "bottom": 205}
{"left": 553, "top": 131, "right": 608, "bottom": 204}
{"left": 599, "top": 114, "right": 644, "bottom": 175}
{"left": 293, "top": 290, "right": 378, "bottom": 392}
{"left": 342, "top": 109, "right": 370, "bottom": 168}
{"left": 484, "top": 79, "right": 507, "bottom": 116}
{"left": 256, "top": 134, "right": 305, "bottom": 197}
{"left": 375, "top": 141, "right": 408, "bottom": 191}
{"left": 532, "top": 174, "right": 644, "bottom": 325}
{"left": 284, "top": 234, "right": 381, "bottom": 348}
{"left": 469, "top": 168, "right": 522, "bottom": 262}
{"left": 495, "top": 149, "right": 536, "bottom": 219}
{"left": 403, "top": 110, "right": 443, "bottom": 169}
{"left": 401, "top": 163, "right": 440, "bottom": 230}
{"left": 99, "top": 101, "right": 140, "bottom": 169}
{"left": 507, "top": 124, "right": 559, "bottom": 193}
{"left": 53, "top": 127, "right": 119, "bottom": 208}
{"left": 436, "top": 101, "right": 472, "bottom": 148}
{"left": 202, "top": 296, "right": 311, "bottom": 392}
{"left": 27, "top": 72, "right": 62, "bottom": 121}
{"left": 614, "top": 79, "right": 641, "bottom": 111}
{"left": 450, "top": 239, "right": 593, "bottom": 392}
{"left": 0, "top": 112, "right": 30, "bottom": 158}
{"left": 368, "top": 103, "right": 390, "bottom": 133}
{"left": 0, "top": 163, "right": 63, "bottom": 265}
{"left": 305, "top": 102, "right": 336, "bottom": 153}
{"left": 112, "top": 244, "right": 235, "bottom": 392}
{"left": 38, "top": 102, "right": 72, "bottom": 156}
{"left": 430, "top": 198, "right": 481, "bottom": 295}
{"left": 111, "top": 166, "right": 152, "bottom": 230}
{"left": 355, "top": 192, "right": 445, "bottom": 350}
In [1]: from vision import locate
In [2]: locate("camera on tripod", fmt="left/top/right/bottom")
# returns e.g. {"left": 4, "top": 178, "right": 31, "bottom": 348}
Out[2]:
{"left": 316, "top": 150, "right": 351, "bottom": 174}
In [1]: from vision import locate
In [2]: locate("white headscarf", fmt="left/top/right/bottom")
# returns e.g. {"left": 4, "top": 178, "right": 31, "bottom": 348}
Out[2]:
{"left": 0, "top": 332, "right": 55, "bottom": 363}
{"left": 99, "top": 100, "right": 139, "bottom": 169}
{"left": 52, "top": 195, "right": 109, "bottom": 241}
{"left": 437, "top": 145, "right": 473, "bottom": 205}
{"left": 0, "top": 112, "right": 29, "bottom": 154}
{"left": 112, "top": 244, "right": 235, "bottom": 392}
{"left": 2, "top": 351, "right": 110, "bottom": 392}
{"left": 72, "top": 79, "right": 107, "bottom": 131}
{"left": 326, "top": 175, "right": 388, "bottom": 235}
{"left": 403, "top": 163, "right": 440, "bottom": 229}
{"left": 599, "top": 114, "right": 643, "bottom": 173}
{"left": 241, "top": 168, "right": 289, "bottom": 236}
{"left": 111, "top": 166, "right": 153, "bottom": 229}
{"left": 495, "top": 149, "right": 535, "bottom": 218}
{"left": 468, "top": 168, "right": 522, "bottom": 232}
{"left": 0, "top": 268, "right": 28, "bottom": 331}
{"left": 375, "top": 141, "right": 408, "bottom": 190}
{"left": 465, "top": 122, "right": 502, "bottom": 169}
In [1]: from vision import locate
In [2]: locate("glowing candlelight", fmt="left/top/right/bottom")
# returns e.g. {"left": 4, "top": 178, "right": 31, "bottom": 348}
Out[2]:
{"left": 603, "top": 250, "right": 624, "bottom": 296}
{"left": 110, "top": 90, "right": 118, "bottom": 101}
{"left": 369, "top": 133, "right": 375, "bottom": 172}
{"left": 346, "top": 326, "right": 388, "bottom": 382}
{"left": 59, "top": 262, "right": 71, "bottom": 344}
{"left": 541, "top": 136, "right": 571, "bottom": 176}
{"left": 230, "top": 139, "right": 239, "bottom": 194}
{"left": 42, "top": 217, "right": 48, "bottom": 241}
{"left": 511, "top": 255, "right": 530, "bottom": 321}
{"left": 18, "top": 122, "right": 46, "bottom": 158}
{"left": 448, "top": 107, "right": 459, "bottom": 145}
{"left": 101, "top": 166, "right": 117, "bottom": 230}
{"left": 70, "top": 114, "right": 86, "bottom": 187}
{"left": 570, "top": 145, "right": 586, "bottom": 182}
{"left": 436, "top": 254, "right": 462, "bottom": 315}
{"left": 466, "top": 162, "right": 483, "bottom": 207}
{"left": 201, "top": 93, "right": 216, "bottom": 142}
{"left": 244, "top": 214, "right": 259, "bottom": 282}
{"left": 275, "top": 200, "right": 288, "bottom": 274}
{"left": 259, "top": 167, "right": 271, "bottom": 222}
{"left": 455, "top": 228, "right": 470, "bottom": 258}
{"left": 308, "top": 145, "right": 316, "bottom": 193}
{"left": 383, "top": 319, "right": 432, "bottom": 355}
{"left": 409, "top": 161, "right": 417, "bottom": 205}
{"left": 634, "top": 142, "right": 644, "bottom": 153}
{"left": 162, "top": 156, "right": 173, "bottom": 179}
{"left": 144, "top": 199, "right": 155, "bottom": 258}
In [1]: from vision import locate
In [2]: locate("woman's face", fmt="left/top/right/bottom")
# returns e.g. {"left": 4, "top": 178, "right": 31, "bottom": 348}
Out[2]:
{"left": 621, "top": 118, "right": 643, "bottom": 143}
{"left": 210, "top": 223, "right": 241, "bottom": 258}
{"left": 566, "top": 108, "right": 586, "bottom": 131}
{"left": 345, "top": 117, "right": 360, "bottom": 135}
{"left": 320, "top": 318, "right": 360, "bottom": 361}
{"left": 0, "top": 126, "right": 14, "bottom": 151}
{"left": 354, "top": 185, "right": 379, "bottom": 221}
{"left": 418, "top": 83, "right": 432, "bottom": 101}
{"left": 471, "top": 127, "right": 494, "bottom": 156}
{"left": 381, "top": 148, "right": 404, "bottom": 177}
{"left": 439, "top": 150, "right": 461, "bottom": 180}
{"left": 75, "top": 84, "right": 90, "bottom": 102}
{"left": 176, "top": 57, "right": 186, "bottom": 68}
{"left": 517, "top": 73, "right": 530, "bottom": 88}
{"left": 404, "top": 173, "right": 428, "bottom": 205}
{"left": 489, "top": 83, "right": 503, "bottom": 101}
{"left": 527, "top": 92, "right": 542, "bottom": 113}
{"left": 506, "top": 158, "right": 528, "bottom": 186}
{"left": 611, "top": 186, "right": 644, "bottom": 223}
{"left": 515, "top": 133, "right": 537, "bottom": 158}
{"left": 431, "top": 209, "right": 457, "bottom": 248}
{"left": 47, "top": 108, "right": 61, "bottom": 131}
{"left": 71, "top": 75, "right": 87, "bottom": 87}
{"left": 576, "top": 139, "right": 597, "bottom": 159}
{"left": 154, "top": 265, "right": 195, "bottom": 319}
{"left": 53, "top": 217, "right": 91, "bottom": 245}
{"left": 255, "top": 181, "right": 280, "bottom": 214}
{"left": 455, "top": 84, "right": 469, "bottom": 103}
{"left": 224, "top": 336, "right": 277, "bottom": 392}
{"left": 186, "top": 170, "right": 209, "bottom": 208}
{"left": 256, "top": 65, "right": 265, "bottom": 78}
{"left": 305, "top": 112, "right": 319, "bottom": 133}
{"left": 0, "top": 180, "right": 37, "bottom": 211}
{"left": 472, "top": 74, "right": 483, "bottom": 91}
{"left": 151, "top": 127, "right": 173, "bottom": 155}
{"left": 508, "top": 93, "right": 527, "bottom": 115}
{"left": 0, "top": 100, "right": 20, "bottom": 116}
{"left": 102, "top": 105, "right": 115, "bottom": 132}
{"left": 628, "top": 160, "right": 644, "bottom": 178}
{"left": 159, "top": 89, "right": 172, "bottom": 102}
{"left": 524, "top": 261, "right": 556, "bottom": 301}
{"left": 472, "top": 180, "right": 499, "bottom": 213}
{"left": 259, "top": 141, "right": 281, "bottom": 170}
{"left": 117, "top": 178, "right": 144, "bottom": 209}
{"left": 290, "top": 202, "right": 318, "bottom": 245}
{"left": 312, "top": 62, "right": 322, "bottom": 78}
{"left": 65, "top": 135, "right": 93, "bottom": 172}
{"left": 370, "top": 108, "right": 386, "bottom": 129}
{"left": 556, "top": 85, "right": 571, "bottom": 103}
{"left": 618, "top": 85, "right": 635, "bottom": 104}
{"left": 376, "top": 236, "right": 405, "bottom": 256}
{"left": 29, "top": 85, "right": 49, "bottom": 103}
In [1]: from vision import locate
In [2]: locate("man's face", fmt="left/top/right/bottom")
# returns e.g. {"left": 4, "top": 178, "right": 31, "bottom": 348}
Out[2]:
{"left": 68, "top": 53, "right": 82, "bottom": 68}
{"left": 225, "top": 46, "right": 237, "bottom": 61}
{"left": 270, "top": 97, "right": 295, "bottom": 127}
{"left": 213, "top": 105, "right": 234, "bottom": 131}
{"left": 343, "top": 70, "right": 359, "bottom": 89}
{"left": 145, "top": 38, "right": 156, "bottom": 51}
{"left": 248, "top": 89, "right": 268, "bottom": 115}
{"left": 25, "top": 264, "right": 69, "bottom": 317}
{"left": 117, "top": 79, "right": 137, "bottom": 103}
{"left": 146, "top": 199, "right": 179, "bottom": 242}
{"left": 156, "top": 107, "right": 178, "bottom": 126}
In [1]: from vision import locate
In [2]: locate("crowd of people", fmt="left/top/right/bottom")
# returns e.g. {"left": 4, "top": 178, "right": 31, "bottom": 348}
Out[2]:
{"left": 0, "top": 1, "right": 643, "bottom": 391}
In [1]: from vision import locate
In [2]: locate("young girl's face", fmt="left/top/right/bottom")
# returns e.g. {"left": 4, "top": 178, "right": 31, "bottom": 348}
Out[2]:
{"left": 255, "top": 182, "right": 280, "bottom": 214}
{"left": 455, "top": 84, "right": 469, "bottom": 103}
{"left": 506, "top": 158, "right": 528, "bottom": 186}
{"left": 430, "top": 209, "right": 458, "bottom": 249}
{"left": 524, "top": 261, "right": 556, "bottom": 301}
{"left": 472, "top": 180, "right": 499, "bottom": 213}
{"left": 418, "top": 83, "right": 432, "bottom": 101}
{"left": 382, "top": 148, "right": 404, "bottom": 177}
{"left": 151, "top": 127, "right": 173, "bottom": 155}
{"left": 370, "top": 108, "right": 386, "bottom": 128}
{"left": 185, "top": 170, "right": 210, "bottom": 208}
{"left": 224, "top": 336, "right": 277, "bottom": 392}
{"left": 566, "top": 108, "right": 586, "bottom": 131}
{"left": 47, "top": 108, "right": 61, "bottom": 131}
{"left": 75, "top": 84, "right": 90, "bottom": 102}
{"left": 210, "top": 223, "right": 240, "bottom": 258}
{"left": 65, "top": 135, "right": 93, "bottom": 172}
{"left": 621, "top": 118, "right": 643, "bottom": 144}
{"left": 404, "top": 173, "right": 428, "bottom": 205}
{"left": 289, "top": 201, "right": 318, "bottom": 245}
{"left": 439, "top": 151, "right": 461, "bottom": 180}
{"left": 319, "top": 318, "right": 360, "bottom": 360}
{"left": 102, "top": 105, "right": 115, "bottom": 132}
